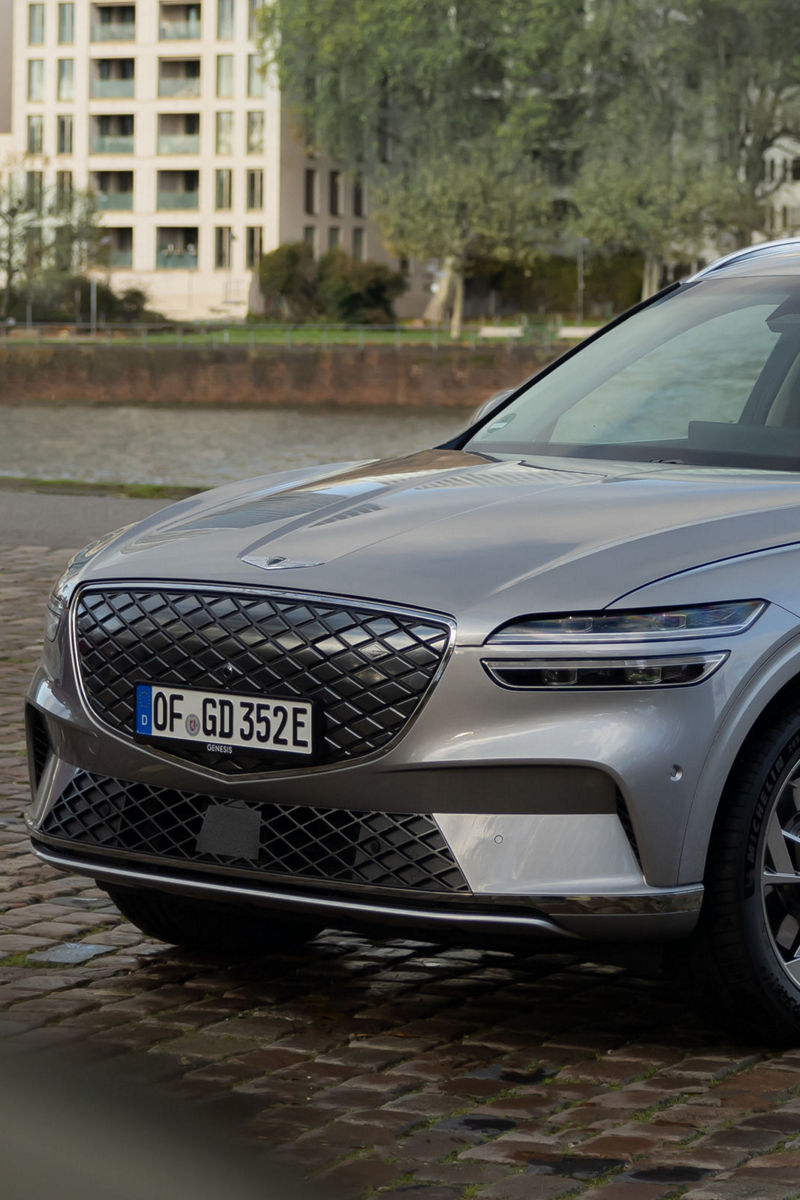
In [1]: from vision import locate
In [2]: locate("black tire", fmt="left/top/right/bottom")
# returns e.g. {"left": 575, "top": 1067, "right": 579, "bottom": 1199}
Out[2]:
{"left": 103, "top": 884, "right": 322, "bottom": 955}
{"left": 688, "top": 707, "right": 800, "bottom": 1044}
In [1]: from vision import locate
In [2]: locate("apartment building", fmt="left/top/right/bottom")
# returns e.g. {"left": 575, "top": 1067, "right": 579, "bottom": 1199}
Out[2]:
{"left": 5, "top": 0, "right": 427, "bottom": 319}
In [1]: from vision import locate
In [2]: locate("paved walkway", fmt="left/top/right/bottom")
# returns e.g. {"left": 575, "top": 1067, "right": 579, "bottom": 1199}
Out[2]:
{"left": 2, "top": 542, "right": 800, "bottom": 1200}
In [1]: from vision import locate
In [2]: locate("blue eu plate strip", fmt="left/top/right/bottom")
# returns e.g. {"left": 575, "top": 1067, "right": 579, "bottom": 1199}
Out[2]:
{"left": 135, "top": 684, "right": 153, "bottom": 735}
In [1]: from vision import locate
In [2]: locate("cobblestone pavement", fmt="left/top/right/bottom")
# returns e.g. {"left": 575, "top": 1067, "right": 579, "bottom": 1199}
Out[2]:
{"left": 3, "top": 542, "right": 800, "bottom": 1200}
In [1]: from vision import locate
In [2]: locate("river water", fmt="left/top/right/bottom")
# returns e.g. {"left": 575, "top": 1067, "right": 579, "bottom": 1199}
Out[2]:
{"left": 2, "top": 405, "right": 468, "bottom": 488}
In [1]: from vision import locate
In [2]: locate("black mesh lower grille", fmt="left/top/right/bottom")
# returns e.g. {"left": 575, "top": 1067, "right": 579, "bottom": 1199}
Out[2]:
{"left": 74, "top": 587, "right": 452, "bottom": 775}
{"left": 40, "top": 771, "right": 469, "bottom": 893}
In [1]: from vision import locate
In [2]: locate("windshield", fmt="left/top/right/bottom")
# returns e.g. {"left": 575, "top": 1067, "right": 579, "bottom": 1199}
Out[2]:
{"left": 466, "top": 276, "right": 800, "bottom": 470}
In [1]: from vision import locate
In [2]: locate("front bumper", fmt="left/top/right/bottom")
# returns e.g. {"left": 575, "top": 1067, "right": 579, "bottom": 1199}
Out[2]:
{"left": 27, "top": 582, "right": 795, "bottom": 944}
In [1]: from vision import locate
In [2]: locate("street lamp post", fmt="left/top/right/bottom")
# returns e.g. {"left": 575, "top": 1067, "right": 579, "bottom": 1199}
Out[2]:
{"left": 576, "top": 237, "right": 588, "bottom": 327}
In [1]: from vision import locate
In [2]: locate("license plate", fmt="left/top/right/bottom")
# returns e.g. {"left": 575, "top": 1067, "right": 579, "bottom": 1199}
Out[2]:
{"left": 134, "top": 683, "right": 315, "bottom": 756}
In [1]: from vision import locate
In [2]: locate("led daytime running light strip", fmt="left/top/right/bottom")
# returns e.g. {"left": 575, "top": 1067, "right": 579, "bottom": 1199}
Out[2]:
{"left": 482, "top": 653, "right": 728, "bottom": 690}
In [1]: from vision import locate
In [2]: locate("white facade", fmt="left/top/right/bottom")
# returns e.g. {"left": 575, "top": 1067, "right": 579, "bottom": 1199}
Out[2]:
{"left": 4, "top": 0, "right": 428, "bottom": 319}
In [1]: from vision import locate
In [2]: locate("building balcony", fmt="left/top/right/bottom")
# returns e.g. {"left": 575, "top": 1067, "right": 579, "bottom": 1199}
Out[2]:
{"left": 91, "top": 23, "right": 135, "bottom": 42}
{"left": 158, "top": 77, "right": 201, "bottom": 98}
{"left": 156, "top": 249, "right": 198, "bottom": 269}
{"left": 91, "top": 78, "right": 135, "bottom": 99}
{"left": 157, "top": 134, "right": 200, "bottom": 154}
{"left": 108, "top": 248, "right": 133, "bottom": 268}
{"left": 91, "top": 135, "right": 135, "bottom": 154}
{"left": 160, "top": 18, "right": 201, "bottom": 39}
{"left": 157, "top": 191, "right": 198, "bottom": 210}
{"left": 97, "top": 191, "right": 134, "bottom": 210}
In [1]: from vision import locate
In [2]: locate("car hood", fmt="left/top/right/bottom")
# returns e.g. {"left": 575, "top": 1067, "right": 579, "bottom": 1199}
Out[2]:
{"left": 82, "top": 449, "right": 800, "bottom": 642}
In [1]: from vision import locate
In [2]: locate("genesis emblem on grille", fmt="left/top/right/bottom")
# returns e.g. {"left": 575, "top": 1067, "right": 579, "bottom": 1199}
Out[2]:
{"left": 74, "top": 586, "right": 454, "bottom": 774}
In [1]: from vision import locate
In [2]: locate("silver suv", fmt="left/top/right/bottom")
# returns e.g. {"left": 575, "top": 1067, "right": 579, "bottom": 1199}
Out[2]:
{"left": 27, "top": 239, "right": 800, "bottom": 1042}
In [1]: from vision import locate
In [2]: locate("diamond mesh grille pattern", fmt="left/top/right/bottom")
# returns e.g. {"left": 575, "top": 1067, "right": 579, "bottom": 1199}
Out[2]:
{"left": 40, "top": 771, "right": 469, "bottom": 893}
{"left": 74, "top": 587, "right": 451, "bottom": 774}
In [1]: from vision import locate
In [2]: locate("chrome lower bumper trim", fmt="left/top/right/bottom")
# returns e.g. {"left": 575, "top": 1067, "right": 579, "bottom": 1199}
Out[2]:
{"left": 539, "top": 888, "right": 703, "bottom": 917}
{"left": 33, "top": 841, "right": 704, "bottom": 934}
{"left": 32, "top": 845, "right": 577, "bottom": 937}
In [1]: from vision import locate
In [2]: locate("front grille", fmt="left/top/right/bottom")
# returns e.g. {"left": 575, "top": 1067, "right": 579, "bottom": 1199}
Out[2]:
{"left": 40, "top": 771, "right": 469, "bottom": 893}
{"left": 74, "top": 587, "right": 452, "bottom": 774}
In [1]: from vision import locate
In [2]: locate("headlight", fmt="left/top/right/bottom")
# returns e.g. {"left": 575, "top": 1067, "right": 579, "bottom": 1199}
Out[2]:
{"left": 44, "top": 524, "right": 135, "bottom": 638}
{"left": 488, "top": 601, "right": 766, "bottom": 644}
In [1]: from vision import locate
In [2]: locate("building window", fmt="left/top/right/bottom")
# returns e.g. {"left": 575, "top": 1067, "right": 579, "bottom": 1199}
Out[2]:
{"left": 157, "top": 227, "right": 197, "bottom": 269}
{"left": 217, "top": 0, "right": 234, "bottom": 39}
{"left": 246, "top": 110, "right": 264, "bottom": 152}
{"left": 57, "top": 114, "right": 74, "bottom": 154}
{"left": 26, "top": 115, "right": 43, "bottom": 154}
{"left": 247, "top": 54, "right": 264, "bottom": 97}
{"left": 303, "top": 225, "right": 315, "bottom": 250}
{"left": 215, "top": 167, "right": 232, "bottom": 208}
{"left": 215, "top": 225, "right": 232, "bottom": 268}
{"left": 328, "top": 170, "right": 341, "bottom": 216}
{"left": 55, "top": 170, "right": 73, "bottom": 210}
{"left": 352, "top": 227, "right": 364, "bottom": 261}
{"left": 304, "top": 168, "right": 316, "bottom": 215}
{"left": 215, "top": 111, "right": 233, "bottom": 153}
{"left": 216, "top": 54, "right": 233, "bottom": 97}
{"left": 26, "top": 170, "right": 44, "bottom": 212}
{"left": 328, "top": 227, "right": 339, "bottom": 250}
{"left": 353, "top": 176, "right": 364, "bottom": 218}
{"left": 248, "top": 1, "right": 263, "bottom": 38}
{"left": 109, "top": 227, "right": 134, "bottom": 268}
{"left": 58, "top": 3, "right": 75, "bottom": 44}
{"left": 246, "top": 168, "right": 263, "bottom": 210}
{"left": 28, "top": 3, "right": 45, "bottom": 44}
{"left": 792, "top": 159, "right": 800, "bottom": 182}
{"left": 57, "top": 59, "right": 74, "bottom": 101}
{"left": 245, "top": 226, "right": 262, "bottom": 267}
{"left": 27, "top": 60, "right": 44, "bottom": 101}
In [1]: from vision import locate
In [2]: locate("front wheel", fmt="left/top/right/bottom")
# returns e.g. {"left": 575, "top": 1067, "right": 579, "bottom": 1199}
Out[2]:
{"left": 688, "top": 708, "right": 800, "bottom": 1044}
{"left": 103, "top": 884, "right": 323, "bottom": 956}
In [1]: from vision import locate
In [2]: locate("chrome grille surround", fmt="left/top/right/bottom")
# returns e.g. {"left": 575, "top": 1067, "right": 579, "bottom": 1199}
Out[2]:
{"left": 39, "top": 770, "right": 469, "bottom": 894}
{"left": 72, "top": 584, "right": 454, "bottom": 775}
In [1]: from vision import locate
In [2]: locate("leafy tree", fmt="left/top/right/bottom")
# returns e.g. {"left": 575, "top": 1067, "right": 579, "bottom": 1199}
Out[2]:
{"left": 0, "top": 166, "right": 105, "bottom": 317}
{"left": 695, "top": 0, "right": 800, "bottom": 228}
{"left": 317, "top": 248, "right": 405, "bottom": 323}
{"left": 259, "top": 0, "right": 583, "bottom": 334}
{"left": 259, "top": 242, "right": 406, "bottom": 322}
{"left": 571, "top": 0, "right": 800, "bottom": 296}
{"left": 259, "top": 240, "right": 321, "bottom": 319}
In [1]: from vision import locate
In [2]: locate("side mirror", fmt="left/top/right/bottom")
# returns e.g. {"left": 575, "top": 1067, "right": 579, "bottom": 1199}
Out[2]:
{"left": 469, "top": 388, "right": 515, "bottom": 426}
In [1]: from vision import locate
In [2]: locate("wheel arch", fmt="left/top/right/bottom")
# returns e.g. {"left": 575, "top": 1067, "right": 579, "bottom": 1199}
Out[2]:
{"left": 680, "top": 658, "right": 800, "bottom": 886}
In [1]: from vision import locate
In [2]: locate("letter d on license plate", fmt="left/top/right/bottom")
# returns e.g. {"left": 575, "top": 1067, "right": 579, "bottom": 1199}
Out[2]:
{"left": 134, "top": 683, "right": 315, "bottom": 756}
